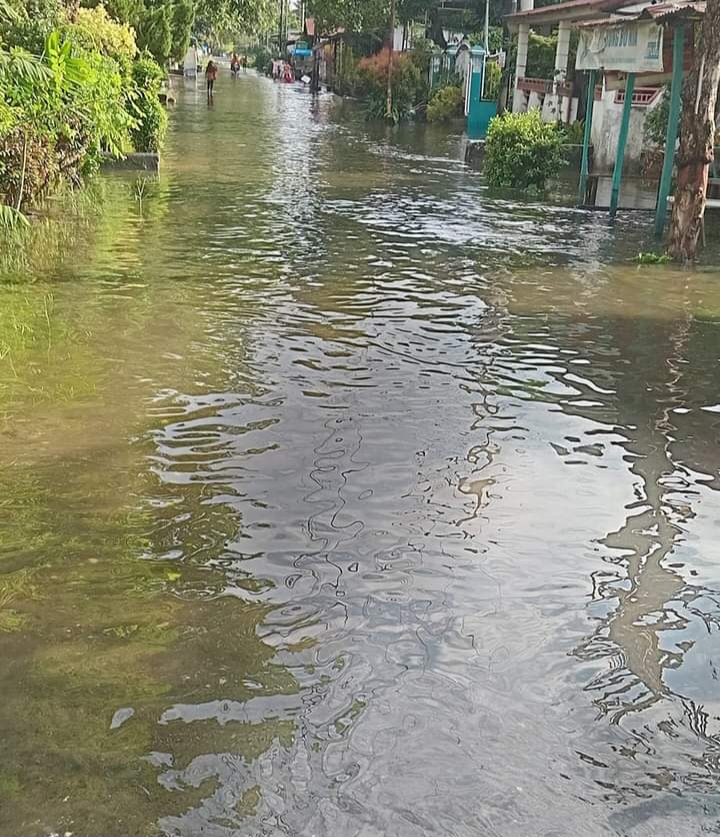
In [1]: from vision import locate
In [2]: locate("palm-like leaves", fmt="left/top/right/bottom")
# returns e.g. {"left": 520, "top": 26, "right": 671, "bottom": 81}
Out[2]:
{"left": 0, "top": 48, "right": 53, "bottom": 88}
{"left": 0, "top": 204, "right": 29, "bottom": 230}
{"left": 0, "top": 0, "right": 20, "bottom": 24}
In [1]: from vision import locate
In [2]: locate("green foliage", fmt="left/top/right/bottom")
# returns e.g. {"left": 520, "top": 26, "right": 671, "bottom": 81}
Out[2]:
{"left": 251, "top": 44, "right": 272, "bottom": 74}
{"left": 560, "top": 119, "right": 584, "bottom": 145}
{"left": 134, "top": 3, "right": 171, "bottom": 63}
{"left": 194, "top": 0, "right": 276, "bottom": 41}
{"left": 0, "top": 203, "right": 29, "bottom": 229}
{"left": 427, "top": 83, "right": 463, "bottom": 123}
{"left": 130, "top": 50, "right": 163, "bottom": 88}
{"left": 170, "top": 0, "right": 194, "bottom": 62}
{"left": 67, "top": 5, "right": 137, "bottom": 69}
{"left": 357, "top": 48, "right": 423, "bottom": 123}
{"left": 1, "top": 7, "right": 167, "bottom": 218}
{"left": 644, "top": 86, "right": 669, "bottom": 148}
{"left": 1, "top": 0, "right": 63, "bottom": 54}
{"left": 86, "top": 0, "right": 145, "bottom": 27}
{"left": 308, "top": 0, "right": 439, "bottom": 34}
{"left": 635, "top": 251, "right": 672, "bottom": 264}
{"left": 128, "top": 54, "right": 166, "bottom": 151}
{"left": 483, "top": 59, "right": 500, "bottom": 100}
{"left": 484, "top": 109, "right": 564, "bottom": 190}
{"left": 526, "top": 31, "right": 556, "bottom": 79}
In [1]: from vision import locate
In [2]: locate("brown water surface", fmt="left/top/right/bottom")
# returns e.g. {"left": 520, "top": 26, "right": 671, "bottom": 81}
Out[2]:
{"left": 1, "top": 73, "right": 720, "bottom": 837}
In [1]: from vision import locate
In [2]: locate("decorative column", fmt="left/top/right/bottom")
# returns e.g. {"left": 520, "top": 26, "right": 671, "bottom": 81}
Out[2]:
{"left": 513, "top": 22, "right": 529, "bottom": 112}
{"left": 555, "top": 20, "right": 571, "bottom": 78}
{"left": 553, "top": 19, "right": 572, "bottom": 122}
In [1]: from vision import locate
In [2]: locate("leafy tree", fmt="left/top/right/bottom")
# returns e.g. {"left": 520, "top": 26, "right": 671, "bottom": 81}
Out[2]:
{"left": 1, "top": 0, "right": 64, "bottom": 53}
{"left": 170, "top": 0, "right": 194, "bottom": 61}
{"left": 135, "top": 3, "right": 172, "bottom": 63}
{"left": 194, "top": 0, "right": 275, "bottom": 40}
{"left": 67, "top": 5, "right": 137, "bottom": 68}
{"left": 81, "top": 0, "right": 145, "bottom": 27}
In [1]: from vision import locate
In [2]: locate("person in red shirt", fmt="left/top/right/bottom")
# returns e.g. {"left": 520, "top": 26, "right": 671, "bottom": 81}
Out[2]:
{"left": 205, "top": 60, "right": 218, "bottom": 97}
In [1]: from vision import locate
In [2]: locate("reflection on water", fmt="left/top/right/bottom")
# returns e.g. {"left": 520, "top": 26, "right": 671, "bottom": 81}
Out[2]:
{"left": 1, "top": 74, "right": 720, "bottom": 837}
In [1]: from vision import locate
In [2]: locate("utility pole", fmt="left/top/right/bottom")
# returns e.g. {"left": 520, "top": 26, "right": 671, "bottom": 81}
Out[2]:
{"left": 278, "top": 0, "right": 285, "bottom": 55}
{"left": 484, "top": 0, "right": 490, "bottom": 54}
{"left": 386, "top": 0, "right": 396, "bottom": 120}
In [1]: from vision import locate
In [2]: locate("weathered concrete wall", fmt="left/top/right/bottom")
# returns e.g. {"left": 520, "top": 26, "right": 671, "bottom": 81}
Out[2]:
{"left": 101, "top": 152, "right": 160, "bottom": 173}
{"left": 591, "top": 90, "right": 647, "bottom": 175}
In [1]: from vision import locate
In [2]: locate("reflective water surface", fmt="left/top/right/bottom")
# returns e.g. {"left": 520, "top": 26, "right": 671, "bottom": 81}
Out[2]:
{"left": 2, "top": 74, "right": 720, "bottom": 837}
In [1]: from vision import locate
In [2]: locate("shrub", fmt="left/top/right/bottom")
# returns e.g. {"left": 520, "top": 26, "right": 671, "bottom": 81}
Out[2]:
{"left": 67, "top": 5, "right": 137, "bottom": 70}
{"left": 484, "top": 109, "right": 564, "bottom": 190}
{"left": 427, "top": 84, "right": 464, "bottom": 123}
{"left": 128, "top": 54, "right": 166, "bottom": 151}
{"left": 251, "top": 45, "right": 272, "bottom": 75}
{"left": 526, "top": 32, "right": 557, "bottom": 80}
{"left": 644, "top": 86, "right": 669, "bottom": 148}
{"left": 1, "top": 0, "right": 63, "bottom": 54}
{"left": 483, "top": 60, "right": 501, "bottom": 100}
{"left": 357, "top": 48, "right": 422, "bottom": 123}
{"left": 130, "top": 51, "right": 164, "bottom": 89}
{"left": 76, "top": 47, "right": 136, "bottom": 161}
{"left": 560, "top": 119, "right": 585, "bottom": 145}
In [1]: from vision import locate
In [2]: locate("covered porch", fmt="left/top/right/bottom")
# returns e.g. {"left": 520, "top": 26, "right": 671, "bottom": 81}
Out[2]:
{"left": 506, "top": 0, "right": 627, "bottom": 123}
{"left": 573, "top": 0, "right": 710, "bottom": 237}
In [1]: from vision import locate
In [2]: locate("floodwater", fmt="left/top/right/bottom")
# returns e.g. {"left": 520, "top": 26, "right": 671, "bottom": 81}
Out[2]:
{"left": 1, "top": 73, "right": 720, "bottom": 837}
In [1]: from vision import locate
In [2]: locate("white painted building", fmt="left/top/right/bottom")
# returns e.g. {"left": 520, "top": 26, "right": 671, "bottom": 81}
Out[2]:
{"left": 505, "top": 0, "right": 667, "bottom": 172}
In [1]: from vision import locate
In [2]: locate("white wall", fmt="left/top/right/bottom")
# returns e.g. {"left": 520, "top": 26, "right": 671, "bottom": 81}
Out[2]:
{"left": 591, "top": 89, "right": 651, "bottom": 174}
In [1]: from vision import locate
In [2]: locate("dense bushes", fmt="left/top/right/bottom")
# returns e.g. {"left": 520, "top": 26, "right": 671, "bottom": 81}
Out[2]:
{"left": 427, "top": 84, "right": 463, "bottom": 123}
{"left": 644, "top": 87, "right": 669, "bottom": 147}
{"left": 484, "top": 60, "right": 501, "bottom": 100}
{"left": 485, "top": 109, "right": 564, "bottom": 190}
{"left": 251, "top": 44, "right": 272, "bottom": 74}
{"left": 129, "top": 55, "right": 167, "bottom": 151}
{"left": 0, "top": 3, "right": 168, "bottom": 216}
{"left": 1, "top": 0, "right": 64, "bottom": 53}
{"left": 526, "top": 32, "right": 557, "bottom": 80}
{"left": 357, "top": 48, "right": 423, "bottom": 123}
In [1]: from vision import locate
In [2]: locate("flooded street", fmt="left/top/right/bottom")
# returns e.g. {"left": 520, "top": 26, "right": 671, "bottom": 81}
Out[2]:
{"left": 2, "top": 73, "right": 720, "bottom": 836}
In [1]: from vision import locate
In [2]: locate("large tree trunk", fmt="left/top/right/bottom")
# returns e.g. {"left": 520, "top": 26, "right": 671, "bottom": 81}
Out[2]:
{"left": 668, "top": 0, "right": 720, "bottom": 262}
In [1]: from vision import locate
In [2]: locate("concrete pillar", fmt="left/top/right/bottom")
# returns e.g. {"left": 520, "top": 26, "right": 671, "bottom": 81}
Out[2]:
{"left": 513, "top": 23, "right": 530, "bottom": 112}
{"left": 519, "top": 0, "right": 534, "bottom": 11}
{"left": 516, "top": 23, "right": 529, "bottom": 79}
{"left": 555, "top": 20, "right": 571, "bottom": 79}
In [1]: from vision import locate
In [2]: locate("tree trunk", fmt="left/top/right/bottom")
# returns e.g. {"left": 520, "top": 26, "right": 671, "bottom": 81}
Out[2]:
{"left": 386, "top": 0, "right": 396, "bottom": 120}
{"left": 668, "top": 1, "right": 720, "bottom": 262}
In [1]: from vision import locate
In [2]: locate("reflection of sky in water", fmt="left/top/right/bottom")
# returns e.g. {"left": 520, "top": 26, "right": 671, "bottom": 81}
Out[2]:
{"left": 0, "top": 73, "right": 719, "bottom": 837}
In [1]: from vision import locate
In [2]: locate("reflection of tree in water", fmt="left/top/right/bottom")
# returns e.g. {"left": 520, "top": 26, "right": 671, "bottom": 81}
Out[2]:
{"left": 562, "top": 301, "right": 720, "bottom": 790}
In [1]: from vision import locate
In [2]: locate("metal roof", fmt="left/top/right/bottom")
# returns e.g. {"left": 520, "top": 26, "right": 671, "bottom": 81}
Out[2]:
{"left": 639, "top": 0, "right": 705, "bottom": 21}
{"left": 506, "top": 0, "right": 628, "bottom": 21}
{"left": 573, "top": 0, "right": 705, "bottom": 26}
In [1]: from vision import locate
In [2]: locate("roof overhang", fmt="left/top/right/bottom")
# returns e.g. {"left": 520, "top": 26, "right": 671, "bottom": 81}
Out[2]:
{"left": 506, "top": 0, "right": 629, "bottom": 32}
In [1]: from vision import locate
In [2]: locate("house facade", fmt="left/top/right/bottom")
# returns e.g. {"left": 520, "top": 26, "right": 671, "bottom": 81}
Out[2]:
{"left": 505, "top": 0, "right": 675, "bottom": 172}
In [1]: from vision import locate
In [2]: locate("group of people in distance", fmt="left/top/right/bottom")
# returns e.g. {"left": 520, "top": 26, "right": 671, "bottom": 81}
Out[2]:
{"left": 230, "top": 53, "right": 248, "bottom": 76}
{"left": 271, "top": 59, "right": 295, "bottom": 83}
{"left": 204, "top": 54, "right": 248, "bottom": 99}
{"left": 203, "top": 53, "right": 299, "bottom": 100}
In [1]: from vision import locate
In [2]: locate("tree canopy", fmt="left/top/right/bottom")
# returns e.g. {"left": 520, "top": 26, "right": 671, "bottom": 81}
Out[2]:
{"left": 306, "top": 0, "right": 509, "bottom": 39}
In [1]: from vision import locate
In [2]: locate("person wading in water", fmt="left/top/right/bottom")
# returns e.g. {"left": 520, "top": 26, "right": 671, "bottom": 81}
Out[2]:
{"left": 205, "top": 60, "right": 218, "bottom": 98}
